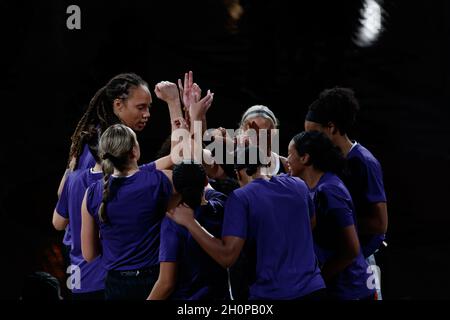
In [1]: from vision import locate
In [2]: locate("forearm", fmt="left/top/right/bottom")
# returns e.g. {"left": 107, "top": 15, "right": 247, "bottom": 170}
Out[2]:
{"left": 167, "top": 100, "right": 183, "bottom": 131}
{"left": 358, "top": 217, "right": 382, "bottom": 235}
{"left": 321, "top": 256, "right": 355, "bottom": 283}
{"left": 185, "top": 220, "right": 231, "bottom": 268}
{"left": 147, "top": 279, "right": 175, "bottom": 300}
{"left": 82, "top": 242, "right": 100, "bottom": 262}
{"left": 202, "top": 117, "right": 208, "bottom": 136}
{"left": 167, "top": 100, "right": 184, "bottom": 152}
{"left": 81, "top": 230, "right": 101, "bottom": 262}
{"left": 358, "top": 210, "right": 388, "bottom": 235}
{"left": 154, "top": 155, "right": 173, "bottom": 170}
{"left": 57, "top": 169, "right": 71, "bottom": 198}
{"left": 52, "top": 211, "right": 69, "bottom": 231}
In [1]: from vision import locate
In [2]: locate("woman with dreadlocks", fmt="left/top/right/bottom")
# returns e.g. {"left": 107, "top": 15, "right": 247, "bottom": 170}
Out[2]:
{"left": 79, "top": 87, "right": 213, "bottom": 300}
{"left": 57, "top": 74, "right": 182, "bottom": 265}
{"left": 61, "top": 73, "right": 182, "bottom": 188}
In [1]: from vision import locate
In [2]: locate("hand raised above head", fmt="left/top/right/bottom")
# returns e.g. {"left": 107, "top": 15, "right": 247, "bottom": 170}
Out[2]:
{"left": 178, "top": 71, "right": 203, "bottom": 107}
{"left": 154, "top": 81, "right": 180, "bottom": 104}
{"left": 178, "top": 71, "right": 193, "bottom": 107}
{"left": 209, "top": 127, "right": 227, "bottom": 139}
{"left": 191, "top": 83, "right": 202, "bottom": 103}
{"left": 189, "top": 89, "right": 214, "bottom": 121}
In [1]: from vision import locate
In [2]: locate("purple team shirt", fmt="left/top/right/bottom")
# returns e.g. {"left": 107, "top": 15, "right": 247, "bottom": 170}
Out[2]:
{"left": 159, "top": 189, "right": 228, "bottom": 300}
{"left": 309, "top": 172, "right": 375, "bottom": 300}
{"left": 62, "top": 144, "right": 97, "bottom": 247}
{"left": 86, "top": 162, "right": 172, "bottom": 271}
{"left": 56, "top": 168, "right": 105, "bottom": 293}
{"left": 222, "top": 174, "right": 325, "bottom": 300}
{"left": 343, "top": 143, "right": 387, "bottom": 257}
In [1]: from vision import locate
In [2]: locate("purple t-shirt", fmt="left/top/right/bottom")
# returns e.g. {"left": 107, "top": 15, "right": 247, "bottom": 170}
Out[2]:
{"left": 310, "top": 172, "right": 375, "bottom": 300}
{"left": 159, "top": 189, "right": 228, "bottom": 300}
{"left": 56, "top": 168, "right": 105, "bottom": 293}
{"left": 342, "top": 143, "right": 387, "bottom": 257}
{"left": 222, "top": 174, "right": 325, "bottom": 300}
{"left": 86, "top": 162, "right": 172, "bottom": 271}
{"left": 62, "top": 144, "right": 96, "bottom": 247}
{"left": 77, "top": 143, "right": 97, "bottom": 171}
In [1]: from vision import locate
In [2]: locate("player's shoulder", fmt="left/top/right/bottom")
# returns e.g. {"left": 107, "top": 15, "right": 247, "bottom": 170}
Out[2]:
{"left": 350, "top": 144, "right": 380, "bottom": 164}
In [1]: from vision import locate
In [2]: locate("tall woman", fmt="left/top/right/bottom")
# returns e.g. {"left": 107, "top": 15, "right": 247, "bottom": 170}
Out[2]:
{"left": 58, "top": 74, "right": 181, "bottom": 265}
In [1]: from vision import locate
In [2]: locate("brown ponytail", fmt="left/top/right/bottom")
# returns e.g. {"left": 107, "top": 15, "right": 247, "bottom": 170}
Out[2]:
{"left": 97, "top": 124, "right": 138, "bottom": 224}
{"left": 98, "top": 158, "right": 115, "bottom": 223}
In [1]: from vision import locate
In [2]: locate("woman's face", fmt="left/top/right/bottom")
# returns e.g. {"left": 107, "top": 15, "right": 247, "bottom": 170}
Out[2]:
{"left": 240, "top": 116, "right": 275, "bottom": 148}
{"left": 244, "top": 116, "right": 273, "bottom": 131}
{"left": 287, "top": 140, "right": 304, "bottom": 177}
{"left": 305, "top": 120, "right": 336, "bottom": 142}
{"left": 132, "top": 138, "right": 141, "bottom": 162}
{"left": 115, "top": 85, "right": 152, "bottom": 132}
{"left": 127, "top": 127, "right": 141, "bottom": 163}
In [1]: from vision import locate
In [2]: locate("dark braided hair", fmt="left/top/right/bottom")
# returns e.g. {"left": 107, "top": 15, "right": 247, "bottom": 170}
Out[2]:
{"left": 292, "top": 131, "right": 345, "bottom": 174}
{"left": 79, "top": 126, "right": 101, "bottom": 163}
{"left": 68, "top": 73, "right": 148, "bottom": 169}
{"left": 98, "top": 124, "right": 137, "bottom": 223}
{"left": 308, "top": 87, "right": 360, "bottom": 136}
{"left": 172, "top": 161, "right": 207, "bottom": 209}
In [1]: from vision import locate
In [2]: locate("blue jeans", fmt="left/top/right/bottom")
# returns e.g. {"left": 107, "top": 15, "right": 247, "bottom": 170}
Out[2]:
{"left": 104, "top": 265, "right": 159, "bottom": 300}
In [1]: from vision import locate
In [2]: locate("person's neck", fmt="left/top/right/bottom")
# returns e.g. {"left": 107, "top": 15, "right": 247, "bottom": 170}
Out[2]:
{"left": 334, "top": 134, "right": 354, "bottom": 158}
{"left": 113, "top": 163, "right": 139, "bottom": 177}
{"left": 301, "top": 167, "right": 325, "bottom": 190}
{"left": 201, "top": 196, "right": 208, "bottom": 206}
{"left": 240, "top": 168, "right": 270, "bottom": 186}
{"left": 252, "top": 169, "right": 271, "bottom": 182}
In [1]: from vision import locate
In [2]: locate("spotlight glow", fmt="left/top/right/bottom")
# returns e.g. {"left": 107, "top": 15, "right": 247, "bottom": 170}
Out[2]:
{"left": 355, "top": 0, "right": 383, "bottom": 47}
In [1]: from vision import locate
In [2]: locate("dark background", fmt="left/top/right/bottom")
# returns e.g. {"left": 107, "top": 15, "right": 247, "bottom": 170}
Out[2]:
{"left": 0, "top": 0, "right": 449, "bottom": 299}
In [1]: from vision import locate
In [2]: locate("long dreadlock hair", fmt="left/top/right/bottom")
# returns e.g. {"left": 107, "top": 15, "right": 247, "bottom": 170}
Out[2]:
{"left": 67, "top": 73, "right": 148, "bottom": 170}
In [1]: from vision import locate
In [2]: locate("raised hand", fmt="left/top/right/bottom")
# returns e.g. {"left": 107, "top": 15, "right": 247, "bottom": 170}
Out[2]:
{"left": 178, "top": 71, "right": 195, "bottom": 109}
{"left": 189, "top": 89, "right": 214, "bottom": 123}
{"left": 209, "top": 127, "right": 227, "bottom": 139}
{"left": 154, "top": 81, "right": 180, "bottom": 104}
{"left": 246, "top": 121, "right": 272, "bottom": 155}
{"left": 178, "top": 71, "right": 203, "bottom": 127}
{"left": 191, "top": 83, "right": 202, "bottom": 104}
